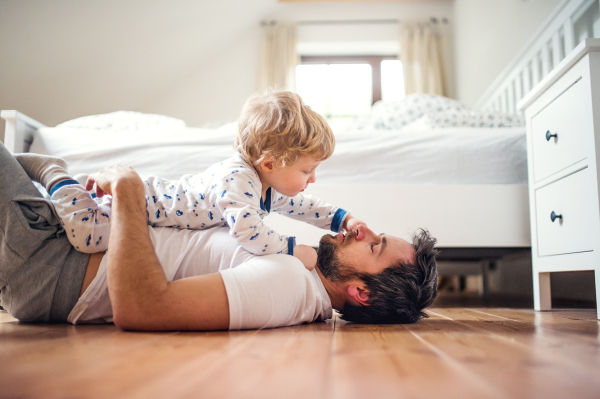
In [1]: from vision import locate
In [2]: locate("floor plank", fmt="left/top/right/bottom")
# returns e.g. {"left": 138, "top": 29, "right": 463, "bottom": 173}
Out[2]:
{"left": 405, "top": 320, "right": 590, "bottom": 399}
{"left": 0, "top": 315, "right": 334, "bottom": 399}
{"left": 471, "top": 308, "right": 600, "bottom": 337}
{"left": 326, "top": 318, "right": 504, "bottom": 399}
{"left": 423, "top": 308, "right": 600, "bottom": 398}
{"left": 0, "top": 322, "right": 258, "bottom": 398}
{"left": 0, "top": 309, "right": 17, "bottom": 323}
{"left": 128, "top": 320, "right": 335, "bottom": 399}
{"left": 2, "top": 308, "right": 600, "bottom": 399}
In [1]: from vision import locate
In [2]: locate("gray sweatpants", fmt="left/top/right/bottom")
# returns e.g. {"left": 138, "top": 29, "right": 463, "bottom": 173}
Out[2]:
{"left": 0, "top": 142, "right": 89, "bottom": 322}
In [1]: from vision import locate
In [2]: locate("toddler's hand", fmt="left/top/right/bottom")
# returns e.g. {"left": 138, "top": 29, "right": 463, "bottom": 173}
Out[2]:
{"left": 86, "top": 165, "right": 142, "bottom": 198}
{"left": 344, "top": 215, "right": 367, "bottom": 234}
{"left": 293, "top": 244, "right": 318, "bottom": 271}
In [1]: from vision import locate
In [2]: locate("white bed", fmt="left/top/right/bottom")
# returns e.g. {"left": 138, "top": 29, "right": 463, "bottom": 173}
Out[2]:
{"left": 27, "top": 124, "right": 527, "bottom": 185}
{"left": 3, "top": 0, "right": 596, "bottom": 249}
{"left": 1, "top": 108, "right": 529, "bottom": 248}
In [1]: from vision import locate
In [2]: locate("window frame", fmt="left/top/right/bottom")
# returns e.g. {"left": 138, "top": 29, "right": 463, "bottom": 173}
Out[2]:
{"left": 299, "top": 55, "right": 398, "bottom": 104}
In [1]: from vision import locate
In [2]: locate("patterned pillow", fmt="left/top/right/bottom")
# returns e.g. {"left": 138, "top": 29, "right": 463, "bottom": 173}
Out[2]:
{"left": 404, "top": 110, "right": 525, "bottom": 130}
{"left": 348, "top": 94, "right": 468, "bottom": 130}
{"left": 57, "top": 111, "right": 187, "bottom": 131}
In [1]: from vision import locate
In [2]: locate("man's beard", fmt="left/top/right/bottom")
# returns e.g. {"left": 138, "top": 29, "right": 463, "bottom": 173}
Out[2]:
{"left": 316, "top": 234, "right": 361, "bottom": 282}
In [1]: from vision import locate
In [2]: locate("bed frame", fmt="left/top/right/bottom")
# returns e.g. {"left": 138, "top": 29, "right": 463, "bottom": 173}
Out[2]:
{"left": 2, "top": 0, "right": 597, "bottom": 249}
{"left": 475, "top": 0, "right": 598, "bottom": 114}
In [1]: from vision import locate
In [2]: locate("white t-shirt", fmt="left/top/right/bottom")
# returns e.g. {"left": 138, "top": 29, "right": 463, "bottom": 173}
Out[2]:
{"left": 67, "top": 226, "right": 333, "bottom": 329}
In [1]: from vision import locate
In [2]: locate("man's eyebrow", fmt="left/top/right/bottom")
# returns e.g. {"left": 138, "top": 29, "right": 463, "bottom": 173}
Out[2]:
{"left": 379, "top": 236, "right": 387, "bottom": 256}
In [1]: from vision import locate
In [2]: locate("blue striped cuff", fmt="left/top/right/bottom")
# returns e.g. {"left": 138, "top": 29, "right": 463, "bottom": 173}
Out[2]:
{"left": 331, "top": 208, "right": 348, "bottom": 233}
{"left": 287, "top": 236, "right": 296, "bottom": 255}
{"left": 49, "top": 179, "right": 81, "bottom": 196}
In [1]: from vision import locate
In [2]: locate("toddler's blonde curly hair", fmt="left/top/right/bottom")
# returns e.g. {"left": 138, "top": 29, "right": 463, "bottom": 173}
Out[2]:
{"left": 234, "top": 91, "right": 335, "bottom": 169}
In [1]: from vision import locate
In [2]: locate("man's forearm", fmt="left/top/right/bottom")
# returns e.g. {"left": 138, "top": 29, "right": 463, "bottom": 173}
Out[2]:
{"left": 106, "top": 175, "right": 168, "bottom": 328}
{"left": 91, "top": 166, "right": 230, "bottom": 331}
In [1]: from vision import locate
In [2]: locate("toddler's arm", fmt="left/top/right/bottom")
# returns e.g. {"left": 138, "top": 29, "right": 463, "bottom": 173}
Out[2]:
{"left": 215, "top": 182, "right": 294, "bottom": 256}
{"left": 271, "top": 192, "right": 350, "bottom": 233}
{"left": 50, "top": 180, "right": 112, "bottom": 253}
{"left": 293, "top": 245, "right": 317, "bottom": 271}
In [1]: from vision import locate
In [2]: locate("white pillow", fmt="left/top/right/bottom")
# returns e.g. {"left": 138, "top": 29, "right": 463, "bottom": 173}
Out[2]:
{"left": 348, "top": 94, "right": 468, "bottom": 130}
{"left": 405, "top": 110, "right": 525, "bottom": 130}
{"left": 56, "top": 111, "right": 187, "bottom": 131}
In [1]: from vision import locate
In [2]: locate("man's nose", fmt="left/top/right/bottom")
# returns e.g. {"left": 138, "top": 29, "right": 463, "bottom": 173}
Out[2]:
{"left": 355, "top": 225, "right": 381, "bottom": 244}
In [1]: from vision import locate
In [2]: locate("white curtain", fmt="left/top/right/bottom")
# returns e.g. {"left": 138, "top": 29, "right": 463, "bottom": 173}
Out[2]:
{"left": 258, "top": 22, "right": 299, "bottom": 92}
{"left": 399, "top": 21, "right": 447, "bottom": 96}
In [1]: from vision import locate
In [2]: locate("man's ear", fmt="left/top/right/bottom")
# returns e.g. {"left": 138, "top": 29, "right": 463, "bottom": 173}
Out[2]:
{"left": 259, "top": 157, "right": 275, "bottom": 173}
{"left": 347, "top": 284, "right": 370, "bottom": 306}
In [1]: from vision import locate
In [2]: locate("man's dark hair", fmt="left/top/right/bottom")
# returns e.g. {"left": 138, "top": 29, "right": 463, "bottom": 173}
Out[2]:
{"left": 339, "top": 229, "right": 439, "bottom": 324}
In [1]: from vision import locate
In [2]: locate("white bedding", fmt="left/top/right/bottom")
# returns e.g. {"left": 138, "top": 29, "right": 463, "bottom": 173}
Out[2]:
{"left": 29, "top": 123, "right": 527, "bottom": 185}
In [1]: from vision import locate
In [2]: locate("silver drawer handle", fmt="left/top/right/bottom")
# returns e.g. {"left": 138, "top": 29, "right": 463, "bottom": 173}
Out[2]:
{"left": 550, "top": 211, "right": 562, "bottom": 222}
{"left": 546, "top": 130, "right": 558, "bottom": 141}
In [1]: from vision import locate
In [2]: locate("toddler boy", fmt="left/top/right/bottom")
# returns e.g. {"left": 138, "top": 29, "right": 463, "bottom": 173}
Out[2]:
{"left": 16, "top": 91, "right": 365, "bottom": 258}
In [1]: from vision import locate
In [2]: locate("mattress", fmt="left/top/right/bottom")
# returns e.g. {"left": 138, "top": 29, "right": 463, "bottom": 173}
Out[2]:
{"left": 29, "top": 123, "right": 527, "bottom": 185}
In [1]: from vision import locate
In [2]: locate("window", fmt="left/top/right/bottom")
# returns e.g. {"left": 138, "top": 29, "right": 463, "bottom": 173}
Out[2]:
{"left": 296, "top": 56, "right": 404, "bottom": 130}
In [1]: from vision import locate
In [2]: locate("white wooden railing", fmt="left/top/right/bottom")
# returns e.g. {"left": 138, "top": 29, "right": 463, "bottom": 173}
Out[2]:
{"left": 475, "top": 0, "right": 599, "bottom": 114}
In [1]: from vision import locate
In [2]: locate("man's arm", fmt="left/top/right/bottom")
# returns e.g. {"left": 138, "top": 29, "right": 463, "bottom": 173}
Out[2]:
{"left": 89, "top": 166, "right": 230, "bottom": 331}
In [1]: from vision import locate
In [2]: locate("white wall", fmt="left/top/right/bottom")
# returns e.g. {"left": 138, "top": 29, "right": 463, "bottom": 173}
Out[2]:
{"left": 143, "top": 28, "right": 262, "bottom": 127}
{"left": 0, "top": 0, "right": 455, "bottom": 142}
{"left": 104, "top": 0, "right": 582, "bottom": 123}
{"left": 0, "top": 0, "right": 279, "bottom": 142}
{"left": 453, "top": 0, "right": 562, "bottom": 107}
{"left": 143, "top": 1, "right": 454, "bottom": 128}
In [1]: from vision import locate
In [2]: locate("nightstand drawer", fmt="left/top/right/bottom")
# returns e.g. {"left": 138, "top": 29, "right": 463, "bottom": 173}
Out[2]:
{"left": 535, "top": 168, "right": 596, "bottom": 256}
{"left": 531, "top": 75, "right": 591, "bottom": 182}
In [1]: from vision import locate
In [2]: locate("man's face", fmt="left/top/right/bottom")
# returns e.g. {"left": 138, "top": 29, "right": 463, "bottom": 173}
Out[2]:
{"left": 317, "top": 225, "right": 416, "bottom": 282}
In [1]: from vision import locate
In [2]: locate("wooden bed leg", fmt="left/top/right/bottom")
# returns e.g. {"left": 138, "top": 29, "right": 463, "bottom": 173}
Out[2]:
{"left": 480, "top": 260, "right": 490, "bottom": 297}
{"left": 533, "top": 272, "right": 551, "bottom": 311}
{"left": 595, "top": 270, "right": 600, "bottom": 320}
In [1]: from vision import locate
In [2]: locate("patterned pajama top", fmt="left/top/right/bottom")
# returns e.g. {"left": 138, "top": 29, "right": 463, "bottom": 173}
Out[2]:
{"left": 50, "top": 153, "right": 348, "bottom": 255}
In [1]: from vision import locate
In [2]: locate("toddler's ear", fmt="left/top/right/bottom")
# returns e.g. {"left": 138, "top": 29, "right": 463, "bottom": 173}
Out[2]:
{"left": 259, "top": 157, "right": 275, "bottom": 172}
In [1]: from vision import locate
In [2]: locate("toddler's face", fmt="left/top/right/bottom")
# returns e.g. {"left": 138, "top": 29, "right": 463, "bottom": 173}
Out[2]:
{"left": 270, "top": 155, "right": 321, "bottom": 197}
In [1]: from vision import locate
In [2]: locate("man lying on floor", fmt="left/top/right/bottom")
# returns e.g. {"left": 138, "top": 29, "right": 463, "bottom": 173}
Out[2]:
{"left": 0, "top": 143, "right": 439, "bottom": 330}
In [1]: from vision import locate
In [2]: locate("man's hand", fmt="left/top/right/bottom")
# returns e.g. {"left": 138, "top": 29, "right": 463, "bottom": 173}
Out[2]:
{"left": 293, "top": 244, "right": 317, "bottom": 271}
{"left": 343, "top": 215, "right": 367, "bottom": 234}
{"left": 86, "top": 165, "right": 144, "bottom": 199}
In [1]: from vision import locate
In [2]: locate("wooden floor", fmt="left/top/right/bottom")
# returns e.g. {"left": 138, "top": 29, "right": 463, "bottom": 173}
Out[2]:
{"left": 2, "top": 303, "right": 600, "bottom": 399}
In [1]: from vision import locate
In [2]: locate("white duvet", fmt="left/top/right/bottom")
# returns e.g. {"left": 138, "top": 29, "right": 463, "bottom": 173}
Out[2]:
{"left": 28, "top": 123, "right": 527, "bottom": 185}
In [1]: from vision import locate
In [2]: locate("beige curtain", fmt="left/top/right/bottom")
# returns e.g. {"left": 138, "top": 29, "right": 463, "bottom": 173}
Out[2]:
{"left": 399, "top": 21, "right": 447, "bottom": 96}
{"left": 258, "top": 22, "right": 299, "bottom": 92}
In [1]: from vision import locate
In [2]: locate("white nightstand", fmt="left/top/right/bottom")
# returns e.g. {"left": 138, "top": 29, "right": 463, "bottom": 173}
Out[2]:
{"left": 518, "top": 39, "right": 600, "bottom": 318}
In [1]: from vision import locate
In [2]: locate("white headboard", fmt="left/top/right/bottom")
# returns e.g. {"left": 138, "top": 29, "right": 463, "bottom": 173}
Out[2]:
{"left": 0, "top": 110, "right": 46, "bottom": 153}
{"left": 475, "top": 0, "right": 599, "bottom": 114}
